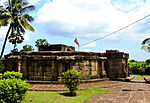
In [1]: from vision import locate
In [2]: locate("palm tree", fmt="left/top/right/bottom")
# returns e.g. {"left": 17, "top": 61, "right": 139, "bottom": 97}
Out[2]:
{"left": 0, "top": 0, "right": 35, "bottom": 58}
{"left": 141, "top": 38, "right": 150, "bottom": 52}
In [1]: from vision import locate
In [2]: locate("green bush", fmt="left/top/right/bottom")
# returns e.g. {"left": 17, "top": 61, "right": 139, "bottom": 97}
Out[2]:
{"left": 146, "top": 59, "right": 150, "bottom": 65}
{"left": 3, "top": 71, "right": 22, "bottom": 79}
{"left": 138, "top": 67, "right": 145, "bottom": 76}
{"left": 145, "top": 67, "right": 150, "bottom": 75}
{"left": 62, "top": 69, "right": 82, "bottom": 95}
{"left": 0, "top": 73, "right": 2, "bottom": 80}
{"left": 129, "top": 61, "right": 147, "bottom": 75}
{"left": 0, "top": 79, "right": 29, "bottom": 103}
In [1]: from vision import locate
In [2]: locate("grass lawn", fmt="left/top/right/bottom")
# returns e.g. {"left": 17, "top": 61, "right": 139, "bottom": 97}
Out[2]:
{"left": 131, "top": 74, "right": 150, "bottom": 78}
{"left": 22, "top": 88, "right": 109, "bottom": 103}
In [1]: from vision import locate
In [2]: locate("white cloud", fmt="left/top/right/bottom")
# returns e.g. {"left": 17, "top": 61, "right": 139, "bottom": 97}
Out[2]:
{"left": 0, "top": 26, "right": 31, "bottom": 43}
{"left": 0, "top": 0, "right": 7, "bottom": 6}
{"left": 36, "top": 0, "right": 150, "bottom": 41}
{"left": 24, "top": 33, "right": 30, "bottom": 41}
{"left": 0, "top": 26, "right": 9, "bottom": 39}
{"left": 28, "top": 0, "right": 42, "bottom": 5}
{"left": 111, "top": 0, "right": 145, "bottom": 12}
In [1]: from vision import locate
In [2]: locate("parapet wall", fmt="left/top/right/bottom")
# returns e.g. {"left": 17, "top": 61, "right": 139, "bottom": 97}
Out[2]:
{"left": 38, "top": 44, "right": 75, "bottom": 51}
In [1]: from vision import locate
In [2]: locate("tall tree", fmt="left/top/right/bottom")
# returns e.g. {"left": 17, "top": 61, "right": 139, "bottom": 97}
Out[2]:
{"left": 0, "top": 0, "right": 35, "bottom": 58}
{"left": 141, "top": 38, "right": 150, "bottom": 52}
{"left": 9, "top": 32, "right": 24, "bottom": 51}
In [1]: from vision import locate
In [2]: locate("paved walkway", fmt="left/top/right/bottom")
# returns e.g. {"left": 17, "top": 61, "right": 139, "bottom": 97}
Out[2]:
{"left": 84, "top": 78, "right": 150, "bottom": 103}
{"left": 30, "top": 78, "right": 150, "bottom": 103}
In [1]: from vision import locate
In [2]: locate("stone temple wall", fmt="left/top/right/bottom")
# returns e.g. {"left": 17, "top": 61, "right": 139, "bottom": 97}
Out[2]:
{"left": 3, "top": 47, "right": 129, "bottom": 81}
{"left": 105, "top": 50, "right": 129, "bottom": 79}
{"left": 3, "top": 51, "right": 109, "bottom": 81}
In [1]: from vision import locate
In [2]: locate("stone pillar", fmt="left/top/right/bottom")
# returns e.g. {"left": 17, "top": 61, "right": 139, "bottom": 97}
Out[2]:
{"left": 58, "top": 62, "right": 63, "bottom": 82}
{"left": 18, "top": 61, "right": 21, "bottom": 73}
{"left": 101, "top": 61, "right": 107, "bottom": 77}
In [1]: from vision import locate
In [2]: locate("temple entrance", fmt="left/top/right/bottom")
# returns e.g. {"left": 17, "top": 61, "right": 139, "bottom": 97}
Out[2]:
{"left": 64, "top": 63, "right": 70, "bottom": 72}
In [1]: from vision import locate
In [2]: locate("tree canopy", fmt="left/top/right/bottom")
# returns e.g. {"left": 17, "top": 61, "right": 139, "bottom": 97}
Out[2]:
{"left": 35, "top": 39, "right": 49, "bottom": 47}
{"left": 20, "top": 44, "right": 34, "bottom": 51}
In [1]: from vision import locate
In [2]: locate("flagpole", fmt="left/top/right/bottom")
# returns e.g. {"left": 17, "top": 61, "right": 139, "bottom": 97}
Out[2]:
{"left": 74, "top": 37, "right": 79, "bottom": 51}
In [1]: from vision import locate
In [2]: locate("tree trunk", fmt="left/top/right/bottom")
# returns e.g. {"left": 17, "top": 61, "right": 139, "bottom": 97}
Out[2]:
{"left": 0, "top": 25, "right": 11, "bottom": 58}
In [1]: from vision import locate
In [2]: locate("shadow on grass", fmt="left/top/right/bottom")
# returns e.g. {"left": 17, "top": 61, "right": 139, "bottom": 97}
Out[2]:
{"left": 59, "top": 92, "right": 81, "bottom": 97}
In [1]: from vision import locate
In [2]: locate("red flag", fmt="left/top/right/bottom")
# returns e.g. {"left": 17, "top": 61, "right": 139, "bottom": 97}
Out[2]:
{"left": 74, "top": 38, "right": 79, "bottom": 45}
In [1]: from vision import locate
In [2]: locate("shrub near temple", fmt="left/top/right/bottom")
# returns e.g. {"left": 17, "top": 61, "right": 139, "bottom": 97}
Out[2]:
{"left": 0, "top": 72, "right": 29, "bottom": 103}
{"left": 0, "top": 79, "right": 29, "bottom": 103}
{"left": 0, "top": 73, "right": 2, "bottom": 80}
{"left": 62, "top": 69, "right": 82, "bottom": 96}
{"left": 3, "top": 71, "right": 22, "bottom": 79}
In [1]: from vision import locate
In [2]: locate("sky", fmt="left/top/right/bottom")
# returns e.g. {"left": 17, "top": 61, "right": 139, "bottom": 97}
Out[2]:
{"left": 0, "top": 0, "right": 150, "bottom": 61}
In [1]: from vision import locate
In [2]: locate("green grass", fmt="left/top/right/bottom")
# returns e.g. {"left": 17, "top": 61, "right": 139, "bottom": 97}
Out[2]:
{"left": 131, "top": 74, "right": 150, "bottom": 78}
{"left": 22, "top": 88, "right": 109, "bottom": 103}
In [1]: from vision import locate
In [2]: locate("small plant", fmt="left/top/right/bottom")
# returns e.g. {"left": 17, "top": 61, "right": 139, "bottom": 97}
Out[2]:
{"left": 0, "top": 79, "right": 29, "bottom": 103}
{"left": 3, "top": 71, "right": 22, "bottom": 79}
{"left": 0, "top": 73, "right": 2, "bottom": 80}
{"left": 62, "top": 69, "right": 82, "bottom": 96}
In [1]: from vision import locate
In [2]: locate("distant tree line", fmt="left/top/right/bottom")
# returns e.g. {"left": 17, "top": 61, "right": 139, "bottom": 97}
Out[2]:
{"left": 10, "top": 38, "right": 49, "bottom": 53}
{"left": 129, "top": 59, "right": 150, "bottom": 75}
{"left": 0, "top": 38, "right": 49, "bottom": 72}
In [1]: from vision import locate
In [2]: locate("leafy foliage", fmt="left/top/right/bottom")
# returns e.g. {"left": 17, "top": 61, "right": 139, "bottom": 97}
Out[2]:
{"left": 0, "top": 0, "right": 35, "bottom": 58}
{"left": 141, "top": 38, "right": 150, "bottom": 52}
{"left": 129, "top": 59, "right": 150, "bottom": 75}
{"left": 20, "top": 44, "right": 34, "bottom": 51}
{"left": 3, "top": 71, "right": 22, "bottom": 79}
{"left": 10, "top": 48, "right": 19, "bottom": 54}
{"left": 0, "top": 79, "right": 29, "bottom": 103}
{"left": 62, "top": 69, "right": 82, "bottom": 95}
{"left": 129, "top": 59, "right": 136, "bottom": 62}
{"left": 146, "top": 59, "right": 150, "bottom": 65}
{"left": 138, "top": 67, "right": 145, "bottom": 76}
{"left": 8, "top": 32, "right": 24, "bottom": 50}
{"left": 35, "top": 39, "right": 49, "bottom": 47}
{"left": 0, "top": 72, "right": 29, "bottom": 103}
{"left": 0, "top": 73, "right": 2, "bottom": 80}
